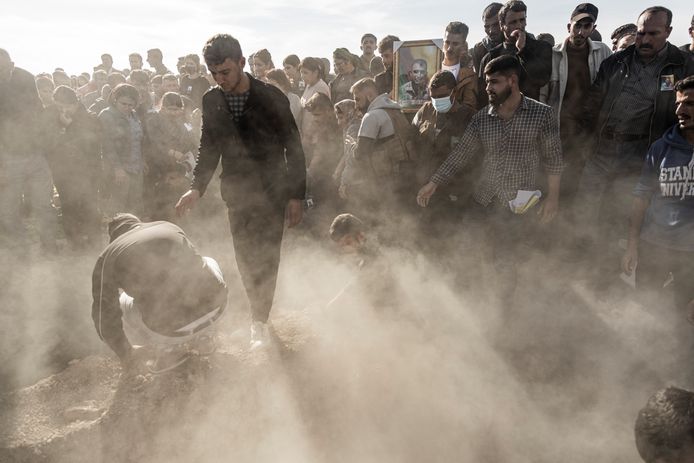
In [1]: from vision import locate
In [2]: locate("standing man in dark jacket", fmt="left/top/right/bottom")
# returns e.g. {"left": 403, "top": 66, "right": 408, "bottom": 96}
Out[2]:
{"left": 41, "top": 86, "right": 102, "bottom": 249}
{"left": 575, "top": 6, "right": 694, "bottom": 284}
{"left": 471, "top": 2, "right": 504, "bottom": 74}
{"left": 0, "top": 48, "right": 58, "bottom": 252}
{"left": 477, "top": 0, "right": 552, "bottom": 106}
{"left": 175, "top": 34, "right": 306, "bottom": 349}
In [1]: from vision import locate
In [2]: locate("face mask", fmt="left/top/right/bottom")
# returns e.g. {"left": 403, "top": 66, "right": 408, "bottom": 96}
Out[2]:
{"left": 431, "top": 95, "right": 453, "bottom": 114}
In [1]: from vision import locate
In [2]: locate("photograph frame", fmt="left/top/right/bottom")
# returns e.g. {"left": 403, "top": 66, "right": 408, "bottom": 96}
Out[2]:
{"left": 393, "top": 39, "right": 444, "bottom": 113}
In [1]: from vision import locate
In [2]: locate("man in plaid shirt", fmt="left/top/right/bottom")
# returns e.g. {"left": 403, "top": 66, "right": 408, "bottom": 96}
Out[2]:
{"left": 417, "top": 54, "right": 562, "bottom": 314}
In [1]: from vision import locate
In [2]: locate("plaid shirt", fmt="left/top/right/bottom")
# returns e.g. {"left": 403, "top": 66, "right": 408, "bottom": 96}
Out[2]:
{"left": 224, "top": 90, "right": 250, "bottom": 122}
{"left": 431, "top": 96, "right": 563, "bottom": 206}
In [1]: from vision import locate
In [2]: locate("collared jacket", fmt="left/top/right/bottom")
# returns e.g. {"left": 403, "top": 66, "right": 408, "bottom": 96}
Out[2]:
{"left": 40, "top": 104, "right": 101, "bottom": 183}
{"left": 192, "top": 74, "right": 306, "bottom": 202}
{"left": 542, "top": 38, "right": 612, "bottom": 117}
{"left": 586, "top": 43, "right": 694, "bottom": 146}
{"left": 453, "top": 65, "right": 478, "bottom": 112}
{"left": 478, "top": 36, "right": 553, "bottom": 106}
{"left": 98, "top": 106, "right": 144, "bottom": 174}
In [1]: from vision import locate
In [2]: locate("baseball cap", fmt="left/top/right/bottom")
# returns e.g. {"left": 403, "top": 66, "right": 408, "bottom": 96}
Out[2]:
{"left": 571, "top": 3, "right": 598, "bottom": 23}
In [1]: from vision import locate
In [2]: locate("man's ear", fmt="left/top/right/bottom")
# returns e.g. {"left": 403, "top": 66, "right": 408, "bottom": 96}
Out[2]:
{"left": 239, "top": 56, "right": 246, "bottom": 69}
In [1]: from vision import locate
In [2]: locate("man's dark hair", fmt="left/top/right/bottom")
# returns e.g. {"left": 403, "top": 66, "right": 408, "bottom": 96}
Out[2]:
{"left": 147, "top": 48, "right": 163, "bottom": 60}
{"left": 377, "top": 35, "right": 400, "bottom": 54}
{"left": 35, "top": 76, "right": 54, "bottom": 91}
{"left": 429, "top": 70, "right": 458, "bottom": 91}
{"left": 445, "top": 21, "right": 470, "bottom": 41}
{"left": 483, "top": 2, "right": 504, "bottom": 20}
{"left": 639, "top": 6, "right": 673, "bottom": 27}
{"left": 184, "top": 54, "right": 201, "bottom": 66}
{"left": 283, "top": 54, "right": 300, "bottom": 67}
{"left": 254, "top": 48, "right": 274, "bottom": 67}
{"left": 53, "top": 85, "right": 78, "bottom": 105}
{"left": 361, "top": 33, "right": 377, "bottom": 44}
{"left": 537, "top": 33, "right": 555, "bottom": 46}
{"left": 498, "top": 0, "right": 527, "bottom": 26}
{"left": 203, "top": 34, "right": 243, "bottom": 67}
{"left": 484, "top": 54, "right": 522, "bottom": 78}
{"left": 107, "top": 213, "right": 141, "bottom": 242}
{"left": 101, "top": 53, "right": 113, "bottom": 61}
{"left": 691, "top": 14, "right": 694, "bottom": 27}
{"left": 107, "top": 72, "right": 126, "bottom": 88}
{"left": 635, "top": 387, "right": 694, "bottom": 463}
{"left": 110, "top": 83, "right": 140, "bottom": 105}
{"left": 305, "top": 92, "right": 333, "bottom": 113}
{"left": 265, "top": 69, "right": 291, "bottom": 92}
{"left": 675, "top": 76, "right": 694, "bottom": 93}
{"left": 129, "top": 52, "right": 142, "bottom": 61}
{"left": 329, "top": 214, "right": 364, "bottom": 241}
{"left": 161, "top": 92, "right": 183, "bottom": 108}
{"left": 611, "top": 23, "right": 637, "bottom": 41}
{"left": 129, "top": 69, "right": 149, "bottom": 86}
{"left": 350, "top": 77, "right": 377, "bottom": 95}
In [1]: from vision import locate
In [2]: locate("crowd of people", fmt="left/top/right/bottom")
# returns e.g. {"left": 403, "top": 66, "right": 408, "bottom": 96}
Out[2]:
{"left": 2, "top": 1, "right": 694, "bottom": 460}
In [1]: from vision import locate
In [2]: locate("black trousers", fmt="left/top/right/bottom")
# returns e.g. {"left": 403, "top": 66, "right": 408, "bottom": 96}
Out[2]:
{"left": 221, "top": 173, "right": 286, "bottom": 323}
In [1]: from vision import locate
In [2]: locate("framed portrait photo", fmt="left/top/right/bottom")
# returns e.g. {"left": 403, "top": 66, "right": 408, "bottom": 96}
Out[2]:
{"left": 393, "top": 39, "right": 444, "bottom": 113}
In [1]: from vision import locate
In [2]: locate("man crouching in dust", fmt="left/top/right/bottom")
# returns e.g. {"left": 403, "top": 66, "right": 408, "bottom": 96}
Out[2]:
{"left": 91, "top": 213, "right": 228, "bottom": 374}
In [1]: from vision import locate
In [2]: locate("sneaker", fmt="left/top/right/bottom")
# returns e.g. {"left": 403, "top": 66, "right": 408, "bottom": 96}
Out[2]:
{"left": 249, "top": 320, "right": 270, "bottom": 350}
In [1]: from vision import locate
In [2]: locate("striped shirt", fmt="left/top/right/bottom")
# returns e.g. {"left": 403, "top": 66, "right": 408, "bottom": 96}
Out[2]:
{"left": 431, "top": 96, "right": 563, "bottom": 206}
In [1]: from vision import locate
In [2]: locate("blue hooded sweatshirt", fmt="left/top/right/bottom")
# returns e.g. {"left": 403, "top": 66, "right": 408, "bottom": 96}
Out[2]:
{"left": 633, "top": 124, "right": 694, "bottom": 251}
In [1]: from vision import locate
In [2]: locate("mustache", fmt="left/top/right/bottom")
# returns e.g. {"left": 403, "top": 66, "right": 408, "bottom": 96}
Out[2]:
{"left": 639, "top": 44, "right": 653, "bottom": 49}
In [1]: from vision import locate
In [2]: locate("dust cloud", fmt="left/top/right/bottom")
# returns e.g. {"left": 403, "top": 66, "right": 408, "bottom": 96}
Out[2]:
{"left": 0, "top": 213, "right": 686, "bottom": 462}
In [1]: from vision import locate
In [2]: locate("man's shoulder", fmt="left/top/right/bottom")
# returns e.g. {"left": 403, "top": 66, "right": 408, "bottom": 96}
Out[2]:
{"left": 523, "top": 96, "right": 553, "bottom": 113}
{"left": 10, "top": 67, "right": 36, "bottom": 87}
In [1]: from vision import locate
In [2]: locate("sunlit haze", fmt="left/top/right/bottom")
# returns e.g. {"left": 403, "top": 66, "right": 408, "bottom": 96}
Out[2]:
{"left": 3, "top": 0, "right": 691, "bottom": 76}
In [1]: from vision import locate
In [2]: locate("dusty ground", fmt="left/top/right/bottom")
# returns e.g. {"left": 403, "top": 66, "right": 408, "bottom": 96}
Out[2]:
{"left": 0, "top": 218, "right": 690, "bottom": 462}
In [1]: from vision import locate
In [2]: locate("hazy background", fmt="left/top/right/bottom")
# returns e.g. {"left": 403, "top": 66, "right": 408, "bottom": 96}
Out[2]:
{"left": 3, "top": 0, "right": 692, "bottom": 76}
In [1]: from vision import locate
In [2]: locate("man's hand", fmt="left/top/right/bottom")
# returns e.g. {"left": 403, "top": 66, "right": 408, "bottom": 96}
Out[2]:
{"left": 417, "top": 182, "right": 438, "bottom": 208}
{"left": 511, "top": 30, "right": 526, "bottom": 53}
{"left": 59, "top": 112, "right": 73, "bottom": 127}
{"left": 286, "top": 199, "right": 303, "bottom": 228}
{"left": 621, "top": 242, "right": 639, "bottom": 276}
{"left": 121, "top": 346, "right": 151, "bottom": 377}
{"left": 114, "top": 168, "right": 128, "bottom": 185}
{"left": 538, "top": 196, "right": 558, "bottom": 224}
{"left": 175, "top": 189, "right": 200, "bottom": 217}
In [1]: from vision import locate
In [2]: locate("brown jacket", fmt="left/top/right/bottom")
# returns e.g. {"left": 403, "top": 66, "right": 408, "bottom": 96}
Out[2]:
{"left": 453, "top": 67, "right": 478, "bottom": 112}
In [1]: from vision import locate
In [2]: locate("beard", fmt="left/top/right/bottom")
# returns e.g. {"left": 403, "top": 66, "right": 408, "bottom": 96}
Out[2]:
{"left": 357, "top": 98, "right": 371, "bottom": 114}
{"left": 488, "top": 85, "right": 512, "bottom": 107}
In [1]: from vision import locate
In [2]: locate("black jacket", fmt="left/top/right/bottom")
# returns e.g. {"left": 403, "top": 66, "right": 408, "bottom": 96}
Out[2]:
{"left": 0, "top": 66, "right": 43, "bottom": 156}
{"left": 192, "top": 74, "right": 306, "bottom": 202}
{"left": 478, "top": 36, "right": 552, "bottom": 106}
{"left": 91, "top": 221, "right": 227, "bottom": 359}
{"left": 586, "top": 43, "right": 694, "bottom": 146}
{"left": 40, "top": 104, "right": 101, "bottom": 184}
